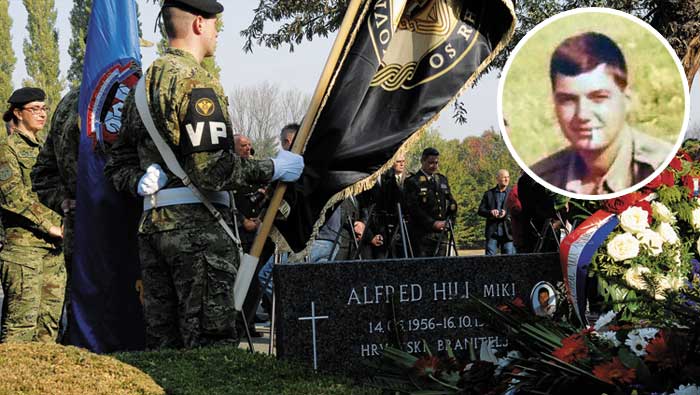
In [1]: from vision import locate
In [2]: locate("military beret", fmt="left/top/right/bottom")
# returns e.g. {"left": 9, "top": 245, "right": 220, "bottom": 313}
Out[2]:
{"left": 422, "top": 147, "right": 440, "bottom": 157}
{"left": 162, "top": 0, "right": 223, "bottom": 16}
{"left": 7, "top": 87, "right": 45, "bottom": 106}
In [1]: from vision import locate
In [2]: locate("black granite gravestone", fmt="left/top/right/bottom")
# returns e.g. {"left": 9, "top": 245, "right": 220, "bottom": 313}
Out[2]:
{"left": 274, "top": 253, "right": 562, "bottom": 376}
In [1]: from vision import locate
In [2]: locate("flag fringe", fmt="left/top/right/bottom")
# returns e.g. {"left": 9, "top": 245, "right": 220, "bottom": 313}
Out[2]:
{"left": 272, "top": 0, "right": 517, "bottom": 262}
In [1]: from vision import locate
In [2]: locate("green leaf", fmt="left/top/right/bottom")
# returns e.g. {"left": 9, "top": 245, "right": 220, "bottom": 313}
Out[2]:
{"left": 617, "top": 347, "right": 643, "bottom": 369}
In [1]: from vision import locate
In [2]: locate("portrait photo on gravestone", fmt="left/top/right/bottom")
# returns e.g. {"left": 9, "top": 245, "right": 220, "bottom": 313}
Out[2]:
{"left": 499, "top": 8, "right": 690, "bottom": 200}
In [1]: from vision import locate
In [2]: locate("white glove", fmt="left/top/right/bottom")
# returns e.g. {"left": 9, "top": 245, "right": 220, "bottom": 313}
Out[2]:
{"left": 271, "top": 150, "right": 304, "bottom": 182}
{"left": 137, "top": 163, "right": 168, "bottom": 196}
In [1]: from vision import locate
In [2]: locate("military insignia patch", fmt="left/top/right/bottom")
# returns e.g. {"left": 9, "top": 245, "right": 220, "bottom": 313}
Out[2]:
{"left": 180, "top": 88, "right": 231, "bottom": 155}
{"left": 0, "top": 165, "right": 12, "bottom": 181}
{"left": 195, "top": 98, "right": 215, "bottom": 117}
{"left": 419, "top": 176, "right": 427, "bottom": 182}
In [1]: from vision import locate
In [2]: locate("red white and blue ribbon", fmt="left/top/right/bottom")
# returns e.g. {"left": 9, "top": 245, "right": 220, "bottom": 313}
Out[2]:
{"left": 560, "top": 210, "right": 619, "bottom": 324}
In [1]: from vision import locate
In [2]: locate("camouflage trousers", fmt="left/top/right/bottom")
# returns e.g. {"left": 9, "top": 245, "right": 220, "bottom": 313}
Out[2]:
{"left": 139, "top": 226, "right": 240, "bottom": 349}
{"left": 0, "top": 245, "right": 65, "bottom": 343}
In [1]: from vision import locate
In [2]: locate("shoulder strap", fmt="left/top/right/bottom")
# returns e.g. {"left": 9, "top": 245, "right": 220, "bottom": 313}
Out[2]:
{"left": 134, "top": 76, "right": 242, "bottom": 249}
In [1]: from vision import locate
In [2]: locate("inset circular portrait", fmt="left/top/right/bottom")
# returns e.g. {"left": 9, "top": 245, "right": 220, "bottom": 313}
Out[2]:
{"left": 530, "top": 281, "right": 556, "bottom": 317}
{"left": 499, "top": 8, "right": 689, "bottom": 200}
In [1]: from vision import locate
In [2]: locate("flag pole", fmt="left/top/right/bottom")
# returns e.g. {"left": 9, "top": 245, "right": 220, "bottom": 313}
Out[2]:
{"left": 234, "top": 0, "right": 367, "bottom": 310}
{"left": 251, "top": 0, "right": 366, "bottom": 259}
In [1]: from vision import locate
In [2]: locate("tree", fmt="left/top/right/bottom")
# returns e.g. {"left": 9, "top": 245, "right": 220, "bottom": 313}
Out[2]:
{"left": 0, "top": 0, "right": 15, "bottom": 103}
{"left": 228, "top": 82, "right": 310, "bottom": 159}
{"left": 241, "top": 0, "right": 700, "bottom": 124}
{"left": 23, "top": 0, "right": 63, "bottom": 108}
{"left": 68, "top": 0, "right": 91, "bottom": 88}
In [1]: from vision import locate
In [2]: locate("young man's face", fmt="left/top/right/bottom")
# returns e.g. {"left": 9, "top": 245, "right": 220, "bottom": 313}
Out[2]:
{"left": 553, "top": 63, "right": 629, "bottom": 152}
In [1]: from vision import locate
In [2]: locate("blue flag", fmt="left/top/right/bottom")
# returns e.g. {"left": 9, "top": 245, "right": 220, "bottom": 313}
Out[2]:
{"left": 72, "top": 0, "right": 145, "bottom": 352}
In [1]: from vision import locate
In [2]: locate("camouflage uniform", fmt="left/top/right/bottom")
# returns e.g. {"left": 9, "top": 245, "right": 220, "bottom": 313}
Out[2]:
{"left": 30, "top": 89, "right": 79, "bottom": 341}
{"left": 31, "top": 88, "right": 79, "bottom": 265}
{"left": 404, "top": 171, "right": 458, "bottom": 257}
{"left": 531, "top": 126, "right": 672, "bottom": 194}
{"left": 0, "top": 127, "right": 65, "bottom": 342}
{"left": 105, "top": 47, "right": 273, "bottom": 349}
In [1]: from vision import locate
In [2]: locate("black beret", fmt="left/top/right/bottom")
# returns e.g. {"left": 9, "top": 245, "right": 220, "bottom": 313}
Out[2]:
{"left": 422, "top": 147, "right": 440, "bottom": 157}
{"left": 162, "top": 0, "right": 223, "bottom": 16}
{"left": 7, "top": 87, "right": 46, "bottom": 106}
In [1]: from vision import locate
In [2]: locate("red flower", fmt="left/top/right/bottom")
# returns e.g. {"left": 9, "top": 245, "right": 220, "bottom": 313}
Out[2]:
{"left": 512, "top": 297, "right": 525, "bottom": 308}
{"left": 552, "top": 333, "right": 589, "bottom": 363}
{"left": 682, "top": 175, "right": 700, "bottom": 198}
{"left": 413, "top": 355, "right": 441, "bottom": 377}
{"left": 601, "top": 192, "right": 642, "bottom": 214}
{"left": 645, "top": 331, "right": 674, "bottom": 369}
{"left": 633, "top": 200, "right": 653, "bottom": 224}
{"left": 592, "top": 357, "right": 636, "bottom": 384}
{"left": 677, "top": 150, "right": 692, "bottom": 162}
{"left": 669, "top": 157, "right": 683, "bottom": 171}
{"left": 645, "top": 170, "right": 676, "bottom": 190}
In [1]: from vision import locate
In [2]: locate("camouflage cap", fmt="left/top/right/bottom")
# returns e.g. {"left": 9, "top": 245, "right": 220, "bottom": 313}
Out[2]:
{"left": 162, "top": 0, "right": 223, "bottom": 16}
{"left": 7, "top": 87, "right": 46, "bottom": 106}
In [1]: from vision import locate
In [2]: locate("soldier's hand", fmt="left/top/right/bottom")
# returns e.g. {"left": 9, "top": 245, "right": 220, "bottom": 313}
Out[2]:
{"left": 371, "top": 234, "right": 383, "bottom": 246}
{"left": 61, "top": 199, "right": 76, "bottom": 215}
{"left": 499, "top": 209, "right": 506, "bottom": 218}
{"left": 135, "top": 280, "right": 144, "bottom": 306}
{"left": 490, "top": 209, "right": 500, "bottom": 217}
{"left": 353, "top": 221, "right": 366, "bottom": 240}
{"left": 49, "top": 225, "right": 63, "bottom": 239}
{"left": 271, "top": 150, "right": 304, "bottom": 182}
{"left": 137, "top": 163, "right": 168, "bottom": 196}
{"left": 433, "top": 220, "right": 446, "bottom": 231}
{"left": 243, "top": 217, "right": 259, "bottom": 232}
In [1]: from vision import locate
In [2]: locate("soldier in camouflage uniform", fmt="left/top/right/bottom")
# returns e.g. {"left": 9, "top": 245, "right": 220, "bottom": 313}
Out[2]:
{"left": 30, "top": 88, "right": 79, "bottom": 341}
{"left": 0, "top": 87, "right": 65, "bottom": 342}
{"left": 105, "top": 0, "right": 303, "bottom": 349}
{"left": 404, "top": 147, "right": 458, "bottom": 257}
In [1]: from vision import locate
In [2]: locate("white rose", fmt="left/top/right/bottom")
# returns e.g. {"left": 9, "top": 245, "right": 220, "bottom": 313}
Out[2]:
{"left": 697, "top": 236, "right": 700, "bottom": 255}
{"left": 636, "top": 229, "right": 663, "bottom": 256}
{"left": 651, "top": 201, "right": 676, "bottom": 224}
{"left": 658, "top": 274, "right": 684, "bottom": 293}
{"left": 656, "top": 222, "right": 680, "bottom": 244}
{"left": 623, "top": 265, "right": 651, "bottom": 290}
{"left": 653, "top": 274, "right": 684, "bottom": 300}
{"left": 619, "top": 206, "right": 650, "bottom": 234}
{"left": 691, "top": 207, "right": 700, "bottom": 231}
{"left": 607, "top": 233, "right": 640, "bottom": 262}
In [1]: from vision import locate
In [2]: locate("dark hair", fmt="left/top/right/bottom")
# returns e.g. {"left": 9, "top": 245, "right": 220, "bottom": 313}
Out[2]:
{"left": 550, "top": 32, "right": 628, "bottom": 90}
{"left": 2, "top": 109, "right": 16, "bottom": 124}
{"left": 280, "top": 123, "right": 300, "bottom": 140}
{"left": 538, "top": 287, "right": 550, "bottom": 297}
{"left": 161, "top": 6, "right": 180, "bottom": 39}
{"left": 421, "top": 147, "right": 440, "bottom": 160}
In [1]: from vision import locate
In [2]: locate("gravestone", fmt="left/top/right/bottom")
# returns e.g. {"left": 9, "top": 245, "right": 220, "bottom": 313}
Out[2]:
{"left": 274, "top": 253, "right": 563, "bottom": 376}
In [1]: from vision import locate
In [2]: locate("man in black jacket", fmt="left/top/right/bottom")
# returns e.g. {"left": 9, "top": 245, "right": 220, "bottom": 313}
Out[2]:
{"left": 478, "top": 169, "right": 515, "bottom": 255}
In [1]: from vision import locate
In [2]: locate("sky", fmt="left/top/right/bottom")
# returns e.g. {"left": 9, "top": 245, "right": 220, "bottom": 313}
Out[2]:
{"left": 8, "top": 1, "right": 698, "bottom": 140}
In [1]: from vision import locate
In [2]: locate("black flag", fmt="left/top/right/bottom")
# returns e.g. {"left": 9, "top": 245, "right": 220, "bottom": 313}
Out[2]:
{"left": 277, "top": 0, "right": 515, "bottom": 252}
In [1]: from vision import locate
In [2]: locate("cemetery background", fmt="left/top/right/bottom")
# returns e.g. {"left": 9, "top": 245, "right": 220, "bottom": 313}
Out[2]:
{"left": 1, "top": 1, "right": 699, "bottom": 394}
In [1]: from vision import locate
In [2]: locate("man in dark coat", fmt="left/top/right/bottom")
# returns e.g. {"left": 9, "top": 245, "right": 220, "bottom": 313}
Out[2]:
{"left": 478, "top": 169, "right": 515, "bottom": 255}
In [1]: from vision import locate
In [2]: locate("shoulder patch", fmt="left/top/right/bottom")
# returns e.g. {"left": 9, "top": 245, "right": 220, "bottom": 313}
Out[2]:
{"left": 179, "top": 88, "right": 232, "bottom": 155}
{"left": 0, "top": 164, "right": 13, "bottom": 181}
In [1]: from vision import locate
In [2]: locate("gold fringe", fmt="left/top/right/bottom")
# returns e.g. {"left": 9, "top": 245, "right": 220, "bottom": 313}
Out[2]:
{"left": 276, "top": 0, "right": 517, "bottom": 262}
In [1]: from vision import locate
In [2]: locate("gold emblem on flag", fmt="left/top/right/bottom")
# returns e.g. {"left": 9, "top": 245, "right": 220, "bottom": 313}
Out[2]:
{"left": 369, "top": 0, "right": 480, "bottom": 91}
{"left": 195, "top": 98, "right": 215, "bottom": 117}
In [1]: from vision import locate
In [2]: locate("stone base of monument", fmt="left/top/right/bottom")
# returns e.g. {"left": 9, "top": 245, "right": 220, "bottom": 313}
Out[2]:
{"left": 274, "top": 253, "right": 563, "bottom": 377}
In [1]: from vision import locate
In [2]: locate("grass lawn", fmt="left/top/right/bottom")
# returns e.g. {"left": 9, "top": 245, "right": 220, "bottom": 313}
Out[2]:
{"left": 0, "top": 343, "right": 379, "bottom": 395}
{"left": 116, "top": 346, "right": 379, "bottom": 395}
